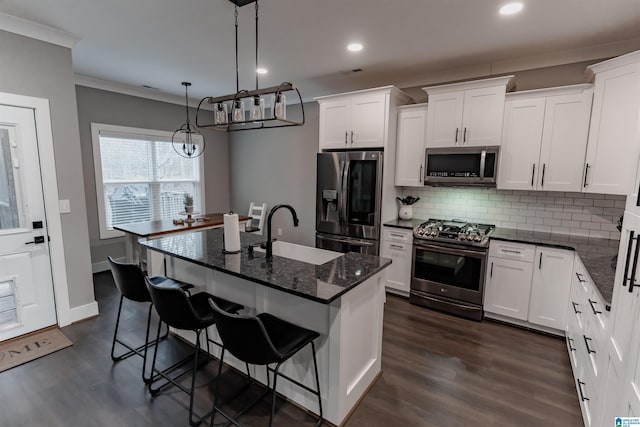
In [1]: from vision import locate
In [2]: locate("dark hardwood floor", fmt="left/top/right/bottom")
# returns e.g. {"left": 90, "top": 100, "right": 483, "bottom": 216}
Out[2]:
{"left": 0, "top": 272, "right": 582, "bottom": 426}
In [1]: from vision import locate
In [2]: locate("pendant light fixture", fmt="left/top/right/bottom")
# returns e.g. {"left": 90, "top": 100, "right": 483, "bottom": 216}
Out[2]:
{"left": 195, "top": 0, "right": 305, "bottom": 132}
{"left": 173, "top": 82, "right": 205, "bottom": 158}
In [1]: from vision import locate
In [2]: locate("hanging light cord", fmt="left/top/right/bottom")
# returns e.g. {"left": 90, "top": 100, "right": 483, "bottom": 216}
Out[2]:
{"left": 235, "top": 5, "right": 239, "bottom": 93}
{"left": 184, "top": 84, "right": 191, "bottom": 125}
{"left": 255, "top": 0, "right": 259, "bottom": 91}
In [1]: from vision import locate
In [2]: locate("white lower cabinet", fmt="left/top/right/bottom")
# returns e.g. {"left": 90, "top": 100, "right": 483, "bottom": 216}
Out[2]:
{"left": 484, "top": 241, "right": 574, "bottom": 334}
{"left": 380, "top": 227, "right": 412, "bottom": 295}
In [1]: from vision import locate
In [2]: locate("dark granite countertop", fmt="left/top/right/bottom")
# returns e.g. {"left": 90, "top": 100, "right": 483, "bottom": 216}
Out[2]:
{"left": 140, "top": 228, "right": 391, "bottom": 304}
{"left": 383, "top": 218, "right": 428, "bottom": 230}
{"left": 491, "top": 228, "right": 620, "bottom": 310}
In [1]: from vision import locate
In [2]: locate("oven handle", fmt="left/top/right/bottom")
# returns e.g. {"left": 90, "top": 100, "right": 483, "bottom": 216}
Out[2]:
{"left": 415, "top": 293, "right": 479, "bottom": 311}
{"left": 414, "top": 242, "right": 487, "bottom": 257}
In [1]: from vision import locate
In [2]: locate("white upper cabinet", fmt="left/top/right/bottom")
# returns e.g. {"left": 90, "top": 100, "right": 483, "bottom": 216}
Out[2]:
{"left": 316, "top": 86, "right": 411, "bottom": 151}
{"left": 498, "top": 85, "right": 593, "bottom": 192}
{"left": 583, "top": 51, "right": 640, "bottom": 195}
{"left": 423, "top": 76, "right": 514, "bottom": 148}
{"left": 395, "top": 104, "right": 427, "bottom": 187}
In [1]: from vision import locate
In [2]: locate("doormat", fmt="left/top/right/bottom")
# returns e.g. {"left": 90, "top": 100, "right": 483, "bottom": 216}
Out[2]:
{"left": 0, "top": 328, "right": 72, "bottom": 373}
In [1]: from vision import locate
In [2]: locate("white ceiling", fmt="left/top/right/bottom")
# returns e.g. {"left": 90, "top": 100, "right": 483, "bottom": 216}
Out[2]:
{"left": 1, "top": 0, "right": 640, "bottom": 103}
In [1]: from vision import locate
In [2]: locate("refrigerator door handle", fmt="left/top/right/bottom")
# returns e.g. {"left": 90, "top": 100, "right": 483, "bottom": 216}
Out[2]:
{"left": 316, "top": 234, "right": 374, "bottom": 246}
{"left": 340, "top": 159, "right": 350, "bottom": 232}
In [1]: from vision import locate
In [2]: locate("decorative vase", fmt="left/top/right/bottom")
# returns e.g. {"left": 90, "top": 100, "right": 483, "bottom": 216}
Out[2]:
{"left": 399, "top": 205, "right": 413, "bottom": 220}
{"left": 185, "top": 205, "right": 194, "bottom": 214}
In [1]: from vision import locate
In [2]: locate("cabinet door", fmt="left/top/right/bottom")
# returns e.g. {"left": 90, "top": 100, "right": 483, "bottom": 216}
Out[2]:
{"left": 584, "top": 62, "right": 640, "bottom": 195}
{"left": 529, "top": 247, "right": 575, "bottom": 329}
{"left": 395, "top": 107, "right": 427, "bottom": 187}
{"left": 461, "top": 85, "right": 507, "bottom": 147}
{"left": 497, "top": 98, "right": 545, "bottom": 190}
{"left": 380, "top": 240, "right": 412, "bottom": 293}
{"left": 350, "top": 93, "right": 387, "bottom": 148}
{"left": 319, "top": 99, "right": 351, "bottom": 150}
{"left": 538, "top": 92, "right": 592, "bottom": 192}
{"left": 425, "top": 91, "right": 464, "bottom": 148}
{"left": 484, "top": 256, "right": 533, "bottom": 320}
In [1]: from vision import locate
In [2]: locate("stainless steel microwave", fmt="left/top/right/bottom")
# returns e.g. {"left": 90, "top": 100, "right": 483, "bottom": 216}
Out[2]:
{"left": 424, "top": 146, "right": 499, "bottom": 186}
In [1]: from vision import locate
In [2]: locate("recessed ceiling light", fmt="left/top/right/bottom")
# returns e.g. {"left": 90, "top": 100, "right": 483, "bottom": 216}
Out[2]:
{"left": 347, "top": 43, "right": 363, "bottom": 52}
{"left": 499, "top": 2, "right": 523, "bottom": 15}
{"left": 256, "top": 67, "right": 268, "bottom": 74}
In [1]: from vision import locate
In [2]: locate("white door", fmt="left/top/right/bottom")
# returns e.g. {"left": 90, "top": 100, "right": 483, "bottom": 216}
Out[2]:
{"left": 528, "top": 247, "right": 574, "bottom": 329}
{"left": 395, "top": 107, "right": 427, "bottom": 187}
{"left": 538, "top": 92, "right": 592, "bottom": 192}
{"left": 461, "top": 86, "right": 507, "bottom": 147}
{"left": 0, "top": 105, "right": 56, "bottom": 341}
{"left": 318, "top": 99, "right": 351, "bottom": 150}
{"left": 425, "top": 91, "right": 464, "bottom": 148}
{"left": 484, "top": 256, "right": 533, "bottom": 321}
{"left": 498, "top": 98, "right": 545, "bottom": 190}
{"left": 350, "top": 93, "right": 386, "bottom": 148}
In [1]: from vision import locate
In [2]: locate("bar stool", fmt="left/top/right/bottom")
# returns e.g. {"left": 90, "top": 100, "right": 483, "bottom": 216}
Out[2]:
{"left": 145, "top": 277, "right": 243, "bottom": 426}
{"left": 208, "top": 298, "right": 323, "bottom": 427}
{"left": 107, "top": 256, "right": 193, "bottom": 382}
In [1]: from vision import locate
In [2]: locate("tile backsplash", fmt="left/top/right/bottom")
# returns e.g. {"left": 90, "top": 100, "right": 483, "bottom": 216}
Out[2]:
{"left": 402, "top": 187, "right": 625, "bottom": 240}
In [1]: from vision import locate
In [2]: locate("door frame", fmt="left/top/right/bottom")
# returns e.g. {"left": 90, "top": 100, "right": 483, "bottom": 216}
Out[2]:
{"left": 0, "top": 91, "right": 72, "bottom": 327}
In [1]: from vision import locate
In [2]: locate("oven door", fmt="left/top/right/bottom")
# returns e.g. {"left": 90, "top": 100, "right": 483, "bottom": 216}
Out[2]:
{"left": 411, "top": 242, "right": 487, "bottom": 305}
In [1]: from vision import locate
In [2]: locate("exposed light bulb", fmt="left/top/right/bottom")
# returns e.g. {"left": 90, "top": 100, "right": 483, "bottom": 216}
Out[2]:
{"left": 499, "top": 2, "right": 523, "bottom": 15}
{"left": 256, "top": 67, "right": 268, "bottom": 74}
{"left": 347, "top": 43, "right": 363, "bottom": 52}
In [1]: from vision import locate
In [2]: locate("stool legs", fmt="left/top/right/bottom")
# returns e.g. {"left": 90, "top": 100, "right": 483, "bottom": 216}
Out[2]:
{"left": 110, "top": 296, "right": 168, "bottom": 383}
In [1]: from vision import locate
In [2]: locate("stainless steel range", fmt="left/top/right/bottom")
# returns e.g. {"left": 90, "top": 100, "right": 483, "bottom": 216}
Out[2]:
{"left": 410, "top": 219, "right": 495, "bottom": 320}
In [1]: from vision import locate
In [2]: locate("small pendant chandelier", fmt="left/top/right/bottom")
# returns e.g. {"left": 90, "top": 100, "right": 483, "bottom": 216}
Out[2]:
{"left": 172, "top": 81, "right": 206, "bottom": 158}
{"left": 195, "top": 0, "right": 305, "bottom": 132}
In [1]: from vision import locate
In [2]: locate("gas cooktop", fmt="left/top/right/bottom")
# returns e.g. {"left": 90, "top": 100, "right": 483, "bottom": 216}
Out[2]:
{"left": 413, "top": 218, "right": 495, "bottom": 248}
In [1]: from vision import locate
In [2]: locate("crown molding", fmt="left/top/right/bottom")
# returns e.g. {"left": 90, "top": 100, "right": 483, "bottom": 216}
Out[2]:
{"left": 74, "top": 74, "right": 214, "bottom": 110}
{"left": 0, "top": 12, "right": 79, "bottom": 48}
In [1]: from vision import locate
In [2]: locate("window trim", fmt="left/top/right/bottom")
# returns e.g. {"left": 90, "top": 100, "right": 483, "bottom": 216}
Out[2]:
{"left": 91, "top": 123, "right": 206, "bottom": 239}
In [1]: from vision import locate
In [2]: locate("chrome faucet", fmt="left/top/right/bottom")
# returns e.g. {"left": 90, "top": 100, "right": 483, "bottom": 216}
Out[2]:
{"left": 265, "top": 204, "right": 299, "bottom": 259}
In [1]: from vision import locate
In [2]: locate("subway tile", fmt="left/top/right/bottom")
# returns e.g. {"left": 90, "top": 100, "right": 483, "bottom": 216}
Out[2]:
{"left": 544, "top": 205, "right": 564, "bottom": 212}
{"left": 502, "top": 208, "right": 519, "bottom": 215}
{"left": 570, "top": 228, "right": 590, "bottom": 237}
{"left": 562, "top": 220, "right": 582, "bottom": 228}
{"left": 554, "top": 197, "right": 574, "bottom": 205}
{"left": 551, "top": 226, "right": 571, "bottom": 235}
{"left": 553, "top": 212, "right": 572, "bottom": 220}
{"left": 543, "top": 218, "right": 562, "bottom": 226}
{"left": 615, "top": 200, "right": 626, "bottom": 208}
{"left": 572, "top": 213, "right": 592, "bottom": 221}
{"left": 594, "top": 199, "right": 615, "bottom": 207}
{"left": 604, "top": 208, "right": 624, "bottom": 216}
{"left": 526, "top": 217, "right": 544, "bottom": 225}
{"left": 600, "top": 224, "right": 620, "bottom": 232}
{"left": 580, "top": 221, "right": 602, "bottom": 230}
{"left": 520, "top": 196, "right": 537, "bottom": 203}
{"left": 517, "top": 223, "right": 535, "bottom": 231}
{"left": 564, "top": 206, "right": 584, "bottom": 214}
{"left": 535, "top": 211, "right": 554, "bottom": 218}
{"left": 510, "top": 216, "right": 528, "bottom": 223}
{"left": 501, "top": 222, "right": 518, "bottom": 229}
{"left": 585, "top": 207, "right": 604, "bottom": 215}
{"left": 574, "top": 199, "right": 594, "bottom": 207}
{"left": 536, "top": 196, "right": 555, "bottom": 204}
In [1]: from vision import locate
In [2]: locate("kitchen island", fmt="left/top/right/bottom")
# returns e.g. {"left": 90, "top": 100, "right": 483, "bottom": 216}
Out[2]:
{"left": 141, "top": 228, "right": 391, "bottom": 425}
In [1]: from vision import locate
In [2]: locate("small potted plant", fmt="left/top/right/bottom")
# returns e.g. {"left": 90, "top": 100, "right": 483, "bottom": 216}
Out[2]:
{"left": 183, "top": 193, "right": 194, "bottom": 213}
{"left": 396, "top": 196, "right": 420, "bottom": 220}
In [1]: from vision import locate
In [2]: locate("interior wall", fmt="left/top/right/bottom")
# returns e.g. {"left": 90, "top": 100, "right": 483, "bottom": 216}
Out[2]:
{"left": 229, "top": 103, "right": 319, "bottom": 246}
{"left": 0, "top": 30, "right": 94, "bottom": 308}
{"left": 75, "top": 85, "right": 231, "bottom": 265}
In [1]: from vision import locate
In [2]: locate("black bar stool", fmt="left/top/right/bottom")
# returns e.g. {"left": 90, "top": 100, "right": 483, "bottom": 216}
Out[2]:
{"left": 208, "top": 298, "right": 323, "bottom": 427}
{"left": 107, "top": 256, "right": 193, "bottom": 382}
{"left": 146, "top": 277, "right": 243, "bottom": 426}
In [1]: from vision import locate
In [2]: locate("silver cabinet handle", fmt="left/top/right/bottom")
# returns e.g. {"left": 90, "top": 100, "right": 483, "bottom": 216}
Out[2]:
{"left": 531, "top": 164, "right": 536, "bottom": 187}
{"left": 541, "top": 164, "right": 546, "bottom": 187}
{"left": 583, "top": 163, "right": 590, "bottom": 188}
{"left": 501, "top": 249, "right": 521, "bottom": 254}
{"left": 350, "top": 131, "right": 354, "bottom": 144}
{"left": 490, "top": 262, "right": 494, "bottom": 277}
{"left": 389, "top": 244, "right": 404, "bottom": 249}
{"left": 583, "top": 335, "right": 596, "bottom": 354}
{"left": 463, "top": 127, "right": 467, "bottom": 143}
{"left": 455, "top": 128, "right": 459, "bottom": 143}
{"left": 572, "top": 301, "right": 581, "bottom": 314}
{"left": 344, "top": 131, "right": 348, "bottom": 145}
{"left": 588, "top": 299, "right": 602, "bottom": 315}
{"left": 539, "top": 252, "right": 543, "bottom": 269}
{"left": 419, "top": 164, "right": 423, "bottom": 181}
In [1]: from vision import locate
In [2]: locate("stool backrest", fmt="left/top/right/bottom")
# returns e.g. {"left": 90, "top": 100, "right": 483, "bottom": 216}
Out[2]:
{"left": 247, "top": 202, "right": 267, "bottom": 235}
{"left": 145, "top": 277, "right": 200, "bottom": 330}
{"left": 107, "top": 256, "right": 150, "bottom": 302}
{"left": 208, "top": 299, "right": 281, "bottom": 365}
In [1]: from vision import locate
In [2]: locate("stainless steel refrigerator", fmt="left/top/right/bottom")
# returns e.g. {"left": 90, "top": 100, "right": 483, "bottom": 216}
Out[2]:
{"left": 316, "top": 150, "right": 383, "bottom": 255}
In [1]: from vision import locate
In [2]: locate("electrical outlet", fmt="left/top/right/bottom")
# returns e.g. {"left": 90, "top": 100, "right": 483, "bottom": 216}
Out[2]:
{"left": 277, "top": 227, "right": 282, "bottom": 236}
{"left": 59, "top": 199, "right": 71, "bottom": 214}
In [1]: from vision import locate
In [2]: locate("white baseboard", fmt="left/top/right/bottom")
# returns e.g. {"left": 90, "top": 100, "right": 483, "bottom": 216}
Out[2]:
{"left": 92, "top": 257, "right": 126, "bottom": 273}
{"left": 69, "top": 301, "right": 99, "bottom": 323}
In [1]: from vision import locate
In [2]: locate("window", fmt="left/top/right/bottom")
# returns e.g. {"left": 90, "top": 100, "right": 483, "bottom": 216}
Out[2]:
{"left": 91, "top": 123, "right": 205, "bottom": 239}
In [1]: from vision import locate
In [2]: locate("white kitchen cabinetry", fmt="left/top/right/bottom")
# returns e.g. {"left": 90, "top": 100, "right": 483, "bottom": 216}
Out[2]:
{"left": 498, "top": 85, "right": 593, "bottom": 192}
{"left": 316, "top": 86, "right": 410, "bottom": 150}
{"left": 484, "top": 240, "right": 573, "bottom": 334}
{"left": 583, "top": 51, "right": 640, "bottom": 195}
{"left": 380, "top": 227, "right": 413, "bottom": 296}
{"left": 529, "top": 247, "right": 575, "bottom": 329}
{"left": 395, "top": 104, "right": 427, "bottom": 187}
{"left": 484, "top": 241, "right": 534, "bottom": 320}
{"left": 422, "top": 76, "right": 514, "bottom": 148}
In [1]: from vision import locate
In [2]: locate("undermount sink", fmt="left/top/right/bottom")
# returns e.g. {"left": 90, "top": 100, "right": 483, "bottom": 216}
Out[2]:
{"left": 253, "top": 240, "right": 342, "bottom": 265}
